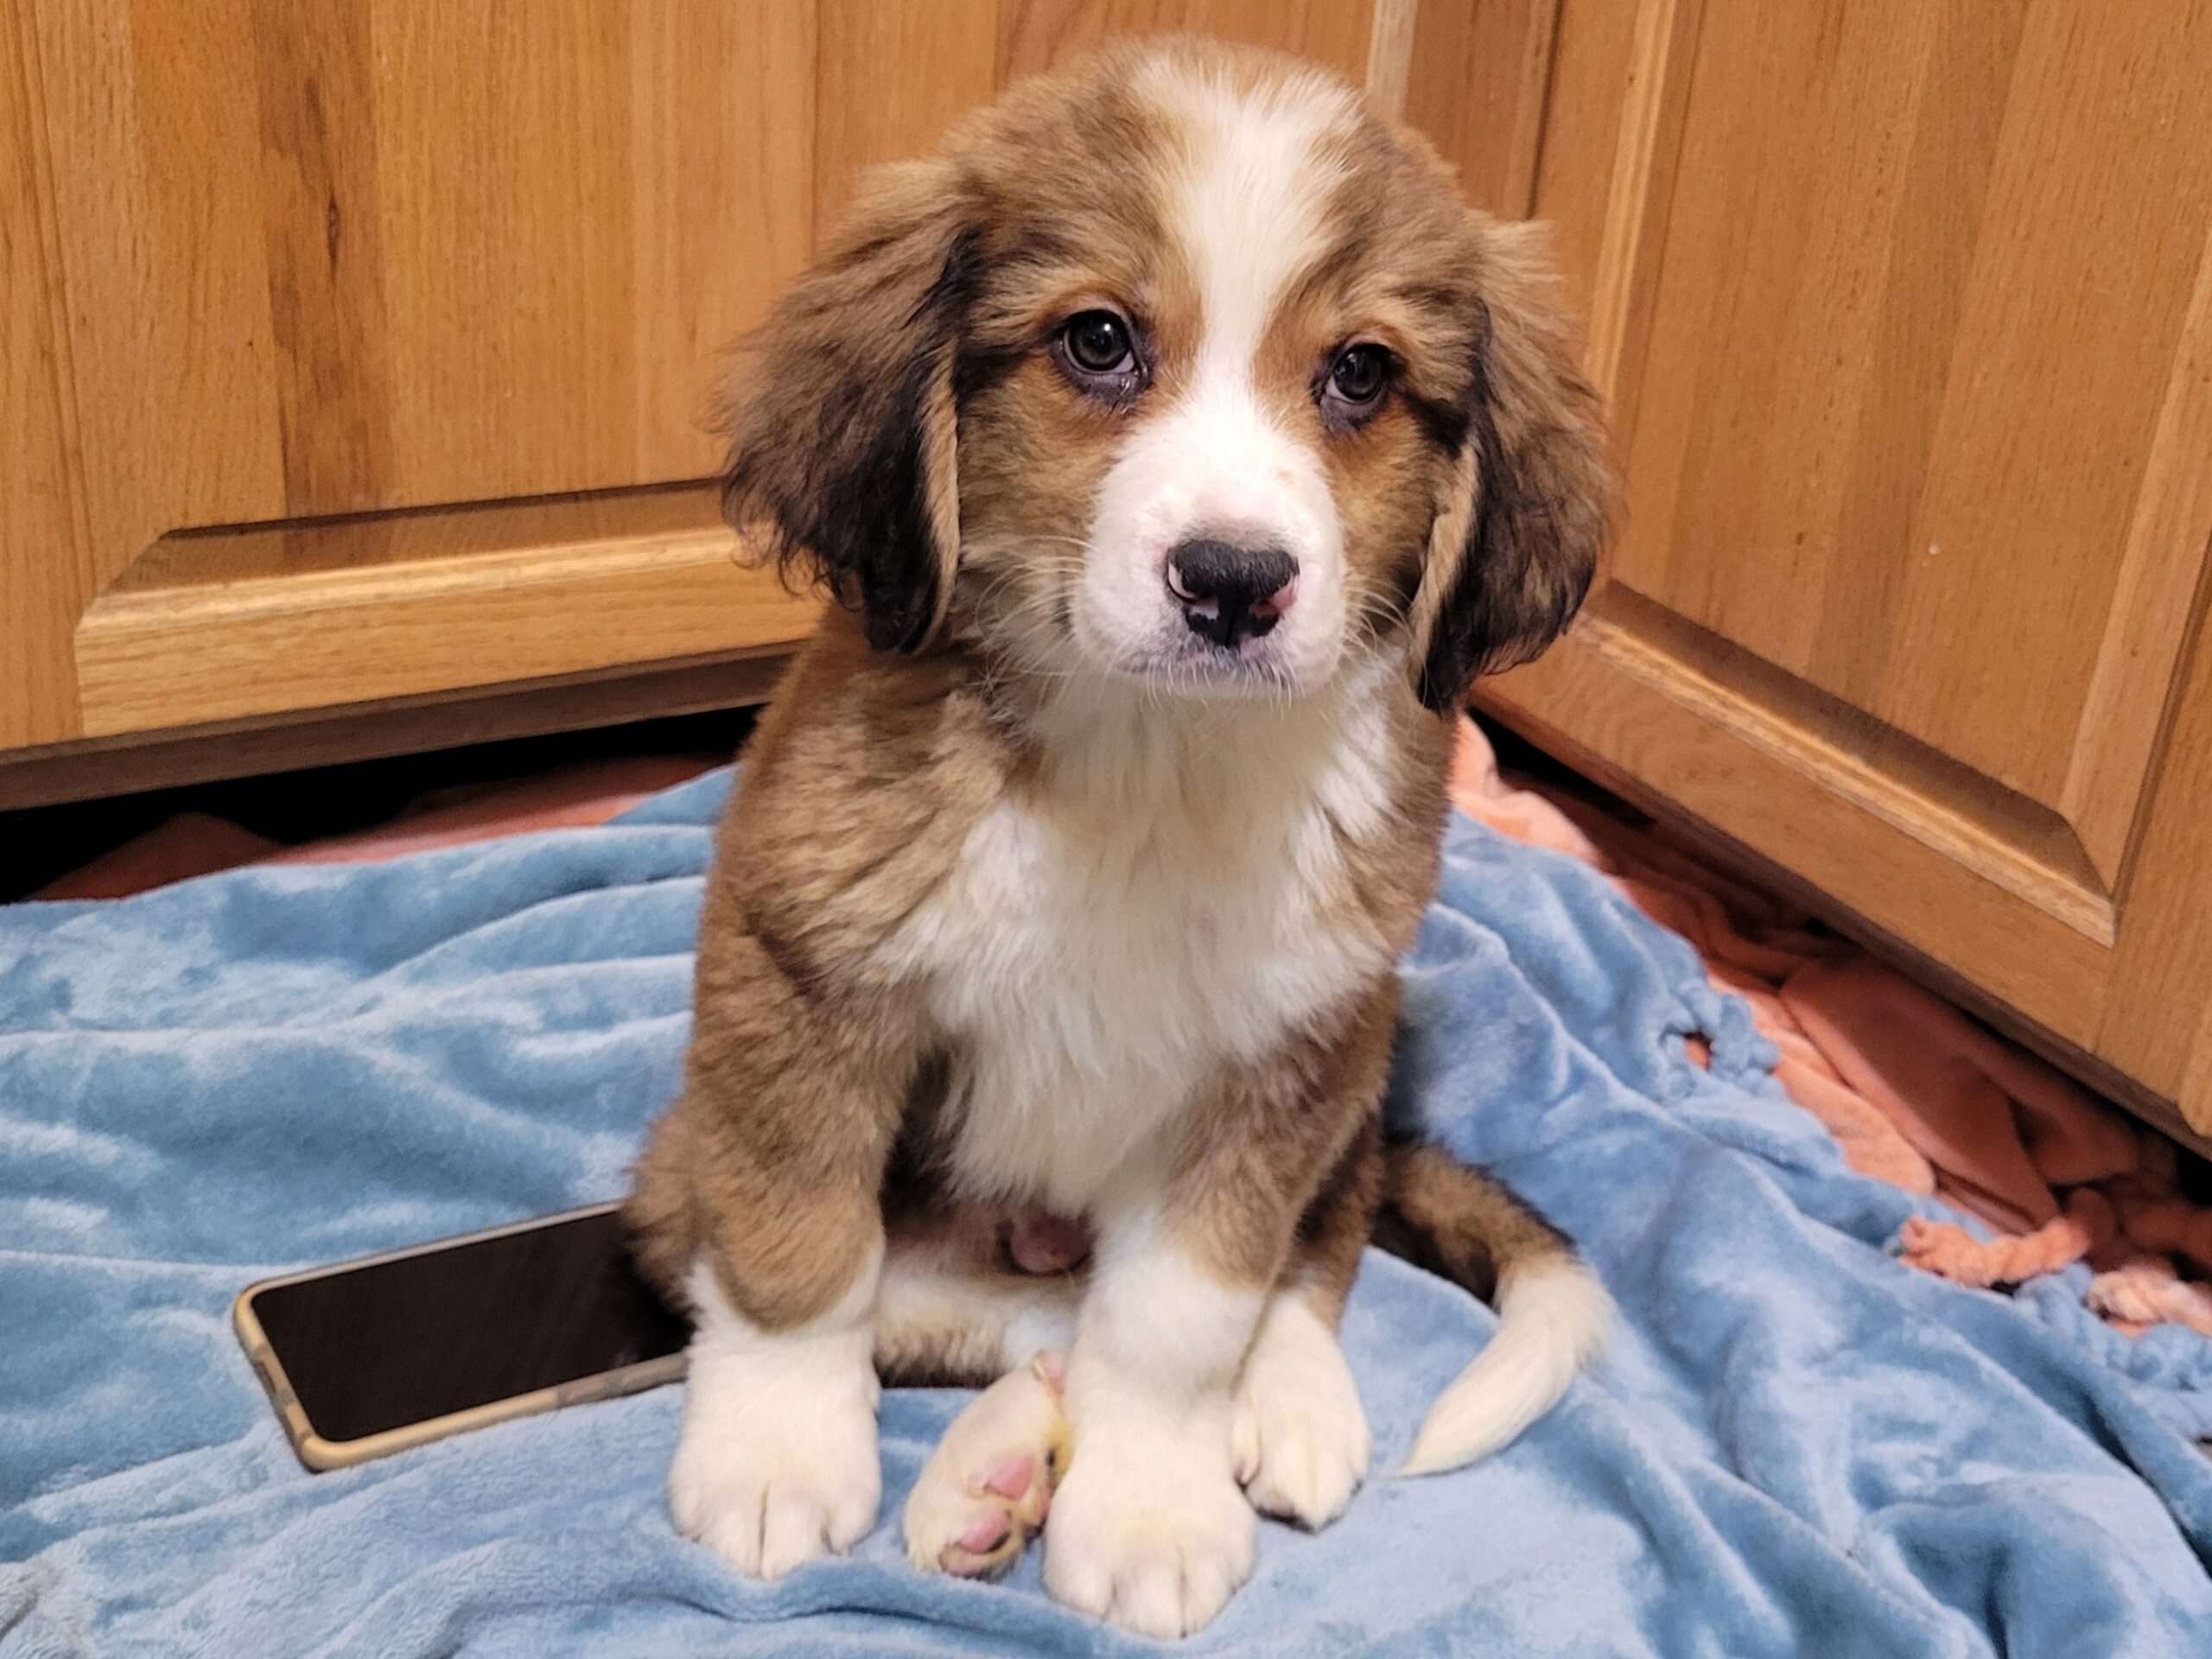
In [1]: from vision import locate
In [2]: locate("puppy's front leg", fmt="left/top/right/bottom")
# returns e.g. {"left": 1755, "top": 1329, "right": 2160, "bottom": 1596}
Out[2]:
{"left": 674, "top": 1235, "right": 884, "bottom": 1581}
{"left": 1044, "top": 988, "right": 1396, "bottom": 1638}
{"left": 631, "top": 918, "right": 910, "bottom": 1581}
{"left": 1043, "top": 1211, "right": 1269, "bottom": 1638}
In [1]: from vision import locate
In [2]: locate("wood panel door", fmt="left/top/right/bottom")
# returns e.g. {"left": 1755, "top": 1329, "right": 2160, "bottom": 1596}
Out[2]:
{"left": 5, "top": 1, "right": 846, "bottom": 751}
{"left": 1484, "top": 0, "right": 2212, "bottom": 1135}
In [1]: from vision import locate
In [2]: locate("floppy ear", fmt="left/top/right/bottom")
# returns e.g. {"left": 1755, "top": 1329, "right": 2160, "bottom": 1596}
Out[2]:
{"left": 1410, "top": 219, "right": 1612, "bottom": 711}
{"left": 716, "top": 161, "right": 975, "bottom": 652}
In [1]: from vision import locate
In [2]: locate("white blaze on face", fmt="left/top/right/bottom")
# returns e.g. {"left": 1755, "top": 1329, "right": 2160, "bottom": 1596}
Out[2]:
{"left": 1074, "top": 64, "right": 1357, "bottom": 695}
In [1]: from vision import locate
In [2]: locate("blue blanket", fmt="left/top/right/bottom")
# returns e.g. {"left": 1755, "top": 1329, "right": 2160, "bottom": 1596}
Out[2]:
{"left": 5, "top": 766, "right": 2211, "bottom": 1657}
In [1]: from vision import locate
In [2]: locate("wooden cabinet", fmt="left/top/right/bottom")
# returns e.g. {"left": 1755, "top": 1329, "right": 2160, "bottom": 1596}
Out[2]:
{"left": 1479, "top": 0, "right": 2212, "bottom": 1137}
{"left": 4, "top": 1, "right": 837, "bottom": 770}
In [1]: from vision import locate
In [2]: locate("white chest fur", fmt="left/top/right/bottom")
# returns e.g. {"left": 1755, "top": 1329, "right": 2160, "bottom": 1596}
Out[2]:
{"left": 880, "top": 677, "right": 1399, "bottom": 1214}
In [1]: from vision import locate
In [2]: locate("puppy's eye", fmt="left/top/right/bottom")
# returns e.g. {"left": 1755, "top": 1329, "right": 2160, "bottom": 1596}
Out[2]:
{"left": 1319, "top": 343, "right": 1392, "bottom": 424}
{"left": 1057, "top": 309, "right": 1141, "bottom": 380}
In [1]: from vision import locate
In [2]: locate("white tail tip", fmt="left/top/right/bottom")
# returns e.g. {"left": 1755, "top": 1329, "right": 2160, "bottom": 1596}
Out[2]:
{"left": 1397, "top": 1255, "right": 1611, "bottom": 1478}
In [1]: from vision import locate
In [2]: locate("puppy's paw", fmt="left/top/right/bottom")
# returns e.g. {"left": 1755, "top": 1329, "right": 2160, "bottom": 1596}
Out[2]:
{"left": 1044, "top": 1408, "right": 1255, "bottom": 1638}
{"left": 905, "top": 1351, "right": 1067, "bottom": 1579}
{"left": 1232, "top": 1297, "right": 1369, "bottom": 1528}
{"left": 671, "top": 1269, "right": 881, "bottom": 1580}
{"left": 671, "top": 1367, "right": 880, "bottom": 1579}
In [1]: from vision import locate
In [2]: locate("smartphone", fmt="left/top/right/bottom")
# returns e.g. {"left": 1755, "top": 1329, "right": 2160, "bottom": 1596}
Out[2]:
{"left": 233, "top": 1201, "right": 690, "bottom": 1471}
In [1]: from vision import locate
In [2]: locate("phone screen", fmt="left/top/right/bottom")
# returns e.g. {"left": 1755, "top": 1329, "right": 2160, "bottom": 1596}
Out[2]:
{"left": 245, "top": 1207, "right": 690, "bottom": 1446}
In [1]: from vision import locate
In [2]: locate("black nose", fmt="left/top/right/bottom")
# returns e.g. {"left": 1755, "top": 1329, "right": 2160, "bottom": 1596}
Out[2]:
{"left": 1166, "top": 538, "right": 1299, "bottom": 649}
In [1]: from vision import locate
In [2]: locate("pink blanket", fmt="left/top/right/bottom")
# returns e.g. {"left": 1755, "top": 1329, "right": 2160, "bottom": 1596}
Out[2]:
{"left": 1450, "top": 718, "right": 2212, "bottom": 1337}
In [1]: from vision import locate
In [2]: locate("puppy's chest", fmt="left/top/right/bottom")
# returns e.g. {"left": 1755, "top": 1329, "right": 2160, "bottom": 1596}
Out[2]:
{"left": 884, "top": 782, "right": 1387, "bottom": 1208}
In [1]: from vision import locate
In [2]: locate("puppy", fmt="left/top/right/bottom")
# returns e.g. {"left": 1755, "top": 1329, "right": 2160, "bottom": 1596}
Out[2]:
{"left": 626, "top": 37, "right": 1614, "bottom": 1638}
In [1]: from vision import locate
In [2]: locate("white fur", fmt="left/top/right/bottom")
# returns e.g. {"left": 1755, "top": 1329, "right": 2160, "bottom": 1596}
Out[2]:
{"left": 1398, "top": 1255, "right": 1612, "bottom": 1477}
{"left": 1073, "top": 62, "right": 1359, "bottom": 695}
{"left": 1046, "top": 1220, "right": 1263, "bottom": 1639}
{"left": 1072, "top": 1214, "right": 1267, "bottom": 1402}
{"left": 874, "top": 1238, "right": 1077, "bottom": 1370}
{"left": 1141, "top": 57, "right": 1356, "bottom": 368}
{"left": 1045, "top": 1394, "right": 1256, "bottom": 1638}
{"left": 670, "top": 1255, "right": 882, "bottom": 1579}
{"left": 880, "top": 665, "right": 1397, "bottom": 1215}
{"left": 1232, "top": 1289, "right": 1370, "bottom": 1526}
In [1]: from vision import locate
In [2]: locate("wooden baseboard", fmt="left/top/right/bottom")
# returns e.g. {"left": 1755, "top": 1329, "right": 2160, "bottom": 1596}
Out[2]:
{"left": 1477, "top": 690, "right": 2212, "bottom": 1158}
{"left": 0, "top": 646, "right": 794, "bottom": 812}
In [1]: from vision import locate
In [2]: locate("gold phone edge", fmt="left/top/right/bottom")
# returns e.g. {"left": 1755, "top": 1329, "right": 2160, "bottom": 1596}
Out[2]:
{"left": 230, "top": 1201, "right": 688, "bottom": 1473}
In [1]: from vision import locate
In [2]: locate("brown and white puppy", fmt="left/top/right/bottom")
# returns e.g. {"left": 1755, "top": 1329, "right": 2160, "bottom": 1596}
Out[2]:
{"left": 626, "top": 38, "right": 1613, "bottom": 1638}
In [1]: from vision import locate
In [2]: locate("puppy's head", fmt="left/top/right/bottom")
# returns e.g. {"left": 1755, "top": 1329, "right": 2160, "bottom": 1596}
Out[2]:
{"left": 719, "top": 41, "right": 1611, "bottom": 708}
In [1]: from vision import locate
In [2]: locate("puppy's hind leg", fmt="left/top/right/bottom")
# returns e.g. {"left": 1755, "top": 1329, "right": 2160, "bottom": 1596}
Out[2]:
{"left": 906, "top": 1353, "right": 1069, "bottom": 1578}
{"left": 877, "top": 1240, "right": 1077, "bottom": 1580}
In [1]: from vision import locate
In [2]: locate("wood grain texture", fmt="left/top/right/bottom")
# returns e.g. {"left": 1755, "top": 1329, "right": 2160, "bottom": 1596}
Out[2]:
{"left": 1401, "top": 0, "right": 1560, "bottom": 217}
{"left": 1574, "top": 0, "right": 1699, "bottom": 428}
{"left": 74, "top": 489, "right": 819, "bottom": 736}
{"left": 250, "top": 0, "right": 394, "bottom": 511}
{"left": 1612, "top": 0, "right": 2212, "bottom": 842}
{"left": 631, "top": 2, "right": 817, "bottom": 454}
{"left": 12, "top": 2, "right": 816, "bottom": 749}
{"left": 1589, "top": 587, "right": 2109, "bottom": 937}
{"left": 32, "top": 3, "right": 289, "bottom": 588}
{"left": 995, "top": 0, "right": 1373, "bottom": 86}
{"left": 1882, "top": 4, "right": 2212, "bottom": 838}
{"left": 355, "top": 2, "right": 816, "bottom": 506}
{"left": 1487, "top": 0, "right": 2212, "bottom": 1135}
{"left": 2099, "top": 556, "right": 2212, "bottom": 1129}
{"left": 0, "top": 0, "right": 92, "bottom": 747}
{"left": 2062, "top": 225, "right": 2212, "bottom": 890}
{"left": 1524, "top": 0, "right": 1636, "bottom": 330}
{"left": 1361, "top": 0, "right": 1415, "bottom": 119}
{"left": 817, "top": 0, "right": 998, "bottom": 232}
{"left": 29, "top": 1, "right": 815, "bottom": 537}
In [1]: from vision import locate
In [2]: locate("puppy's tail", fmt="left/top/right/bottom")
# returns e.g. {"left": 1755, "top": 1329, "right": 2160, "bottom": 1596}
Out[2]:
{"left": 1374, "top": 1139, "right": 1611, "bottom": 1478}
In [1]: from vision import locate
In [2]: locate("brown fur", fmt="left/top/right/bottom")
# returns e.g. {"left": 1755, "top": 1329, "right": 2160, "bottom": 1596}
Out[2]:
{"left": 627, "top": 38, "right": 1610, "bottom": 1371}
{"left": 1165, "top": 975, "right": 1404, "bottom": 1294}
{"left": 1372, "top": 1140, "right": 1575, "bottom": 1304}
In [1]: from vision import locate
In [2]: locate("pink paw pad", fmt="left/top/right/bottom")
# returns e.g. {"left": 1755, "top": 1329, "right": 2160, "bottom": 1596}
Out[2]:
{"left": 983, "top": 1454, "right": 1035, "bottom": 1500}
{"left": 904, "top": 1352, "right": 1070, "bottom": 1581}
{"left": 955, "top": 1510, "right": 1014, "bottom": 1556}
